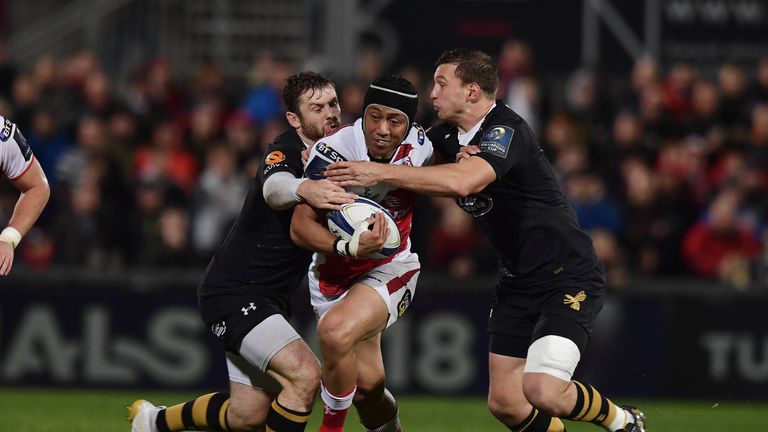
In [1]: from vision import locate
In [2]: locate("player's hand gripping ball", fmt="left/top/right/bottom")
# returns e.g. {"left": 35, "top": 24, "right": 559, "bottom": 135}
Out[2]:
{"left": 327, "top": 197, "right": 400, "bottom": 258}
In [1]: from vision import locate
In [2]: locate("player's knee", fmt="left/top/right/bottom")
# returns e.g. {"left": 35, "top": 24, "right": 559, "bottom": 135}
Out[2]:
{"left": 522, "top": 335, "right": 581, "bottom": 415}
{"left": 522, "top": 378, "right": 557, "bottom": 414}
{"left": 317, "top": 313, "right": 356, "bottom": 357}
{"left": 487, "top": 388, "right": 528, "bottom": 422}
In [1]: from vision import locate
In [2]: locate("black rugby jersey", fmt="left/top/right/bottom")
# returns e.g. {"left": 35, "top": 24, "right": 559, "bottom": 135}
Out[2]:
{"left": 198, "top": 129, "right": 312, "bottom": 304}
{"left": 428, "top": 102, "right": 604, "bottom": 288}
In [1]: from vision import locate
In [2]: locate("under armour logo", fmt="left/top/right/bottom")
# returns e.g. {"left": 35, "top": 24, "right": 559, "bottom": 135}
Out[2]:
{"left": 241, "top": 302, "right": 257, "bottom": 315}
{"left": 444, "top": 134, "right": 450, "bottom": 139}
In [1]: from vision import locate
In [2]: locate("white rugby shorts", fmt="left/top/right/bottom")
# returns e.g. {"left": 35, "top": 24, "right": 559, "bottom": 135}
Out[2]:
{"left": 309, "top": 254, "right": 420, "bottom": 329}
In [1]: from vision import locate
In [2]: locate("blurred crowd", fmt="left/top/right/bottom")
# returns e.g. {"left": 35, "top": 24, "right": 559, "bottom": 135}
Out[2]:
{"left": 0, "top": 39, "right": 766, "bottom": 289}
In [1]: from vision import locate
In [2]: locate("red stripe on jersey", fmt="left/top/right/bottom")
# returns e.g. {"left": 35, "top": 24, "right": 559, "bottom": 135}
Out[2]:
{"left": 385, "top": 268, "right": 419, "bottom": 294}
{"left": 318, "top": 188, "right": 415, "bottom": 297}
{"left": 318, "top": 253, "right": 397, "bottom": 296}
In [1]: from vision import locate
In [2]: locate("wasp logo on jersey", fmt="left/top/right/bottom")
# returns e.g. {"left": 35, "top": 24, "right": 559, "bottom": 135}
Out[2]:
{"left": 457, "top": 193, "right": 494, "bottom": 217}
{"left": 397, "top": 289, "right": 412, "bottom": 316}
{"left": 563, "top": 291, "right": 586, "bottom": 311}
{"left": 211, "top": 321, "right": 227, "bottom": 338}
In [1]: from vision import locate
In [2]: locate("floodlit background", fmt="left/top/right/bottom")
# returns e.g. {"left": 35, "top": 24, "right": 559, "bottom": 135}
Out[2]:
{"left": 1, "top": 0, "right": 767, "bottom": 430}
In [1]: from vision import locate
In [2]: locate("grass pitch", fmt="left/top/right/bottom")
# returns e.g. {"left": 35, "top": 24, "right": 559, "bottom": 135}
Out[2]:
{"left": 1, "top": 388, "right": 765, "bottom": 431}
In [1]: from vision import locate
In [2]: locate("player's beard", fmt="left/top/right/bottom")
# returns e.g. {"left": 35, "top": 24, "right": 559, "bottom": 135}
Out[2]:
{"left": 301, "top": 117, "right": 340, "bottom": 142}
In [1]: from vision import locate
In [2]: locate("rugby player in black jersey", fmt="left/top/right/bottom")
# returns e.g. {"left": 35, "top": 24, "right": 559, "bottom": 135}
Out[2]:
{"left": 326, "top": 50, "right": 646, "bottom": 432}
{"left": 128, "top": 72, "right": 385, "bottom": 432}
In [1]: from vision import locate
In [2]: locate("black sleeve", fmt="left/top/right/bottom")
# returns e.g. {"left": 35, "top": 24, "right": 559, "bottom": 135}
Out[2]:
{"left": 262, "top": 136, "right": 303, "bottom": 180}
{"left": 474, "top": 124, "right": 531, "bottom": 179}
{"left": 426, "top": 122, "right": 454, "bottom": 162}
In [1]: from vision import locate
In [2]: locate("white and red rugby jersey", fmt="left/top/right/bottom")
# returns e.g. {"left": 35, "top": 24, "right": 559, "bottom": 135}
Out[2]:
{"left": 0, "top": 116, "right": 34, "bottom": 180}
{"left": 304, "top": 118, "right": 433, "bottom": 296}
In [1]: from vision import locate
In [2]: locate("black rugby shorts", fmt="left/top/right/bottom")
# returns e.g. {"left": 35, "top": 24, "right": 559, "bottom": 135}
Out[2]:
{"left": 199, "top": 290, "right": 291, "bottom": 354}
{"left": 488, "top": 279, "right": 605, "bottom": 358}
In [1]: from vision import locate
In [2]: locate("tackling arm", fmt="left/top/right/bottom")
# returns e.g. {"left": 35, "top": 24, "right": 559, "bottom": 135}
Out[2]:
{"left": 263, "top": 172, "right": 356, "bottom": 211}
{"left": 290, "top": 203, "right": 336, "bottom": 255}
{"left": 326, "top": 156, "right": 496, "bottom": 198}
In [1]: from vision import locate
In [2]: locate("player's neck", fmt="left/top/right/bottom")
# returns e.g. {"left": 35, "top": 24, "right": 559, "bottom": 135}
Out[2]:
{"left": 296, "top": 129, "right": 316, "bottom": 148}
{"left": 456, "top": 99, "right": 495, "bottom": 134}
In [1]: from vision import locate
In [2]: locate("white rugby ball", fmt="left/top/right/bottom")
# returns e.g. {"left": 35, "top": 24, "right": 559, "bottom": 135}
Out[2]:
{"left": 327, "top": 197, "right": 401, "bottom": 259}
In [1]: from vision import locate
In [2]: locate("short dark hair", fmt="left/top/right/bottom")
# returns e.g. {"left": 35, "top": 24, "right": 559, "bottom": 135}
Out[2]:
{"left": 282, "top": 71, "right": 335, "bottom": 115}
{"left": 436, "top": 49, "right": 499, "bottom": 97}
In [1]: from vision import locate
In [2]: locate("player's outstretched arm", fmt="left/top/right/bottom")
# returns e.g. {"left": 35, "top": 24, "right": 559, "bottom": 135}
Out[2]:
{"left": 326, "top": 156, "right": 496, "bottom": 198}
{"left": 263, "top": 173, "right": 356, "bottom": 211}
{"left": 0, "top": 159, "right": 50, "bottom": 275}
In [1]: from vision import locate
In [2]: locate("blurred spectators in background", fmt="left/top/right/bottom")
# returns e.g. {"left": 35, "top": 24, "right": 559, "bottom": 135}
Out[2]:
{"left": 0, "top": 40, "right": 765, "bottom": 291}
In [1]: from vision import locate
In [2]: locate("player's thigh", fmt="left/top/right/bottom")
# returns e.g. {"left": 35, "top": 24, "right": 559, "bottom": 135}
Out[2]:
{"left": 318, "top": 282, "right": 390, "bottom": 343}
{"left": 266, "top": 338, "right": 321, "bottom": 388}
{"left": 356, "top": 258, "right": 420, "bottom": 329}
{"left": 488, "top": 353, "right": 528, "bottom": 409}
{"left": 227, "top": 352, "right": 282, "bottom": 395}
{"left": 488, "top": 291, "right": 538, "bottom": 359}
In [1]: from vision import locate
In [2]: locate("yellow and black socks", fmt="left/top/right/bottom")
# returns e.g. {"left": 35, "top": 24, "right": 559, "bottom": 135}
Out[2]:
{"left": 565, "top": 380, "right": 628, "bottom": 431}
{"left": 156, "top": 392, "right": 230, "bottom": 431}
{"left": 266, "top": 399, "right": 311, "bottom": 432}
{"left": 508, "top": 406, "right": 566, "bottom": 432}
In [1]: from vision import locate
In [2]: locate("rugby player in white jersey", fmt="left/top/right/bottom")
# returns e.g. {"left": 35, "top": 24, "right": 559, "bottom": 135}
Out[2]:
{"left": 291, "top": 75, "right": 433, "bottom": 432}
{"left": 0, "top": 116, "right": 49, "bottom": 275}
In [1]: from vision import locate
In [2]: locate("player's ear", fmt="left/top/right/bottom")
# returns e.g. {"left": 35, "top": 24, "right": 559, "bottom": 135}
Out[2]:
{"left": 286, "top": 111, "right": 302, "bottom": 129}
{"left": 467, "top": 82, "right": 482, "bottom": 102}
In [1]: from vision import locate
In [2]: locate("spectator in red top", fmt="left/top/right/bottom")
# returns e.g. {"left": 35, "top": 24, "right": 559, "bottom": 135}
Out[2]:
{"left": 682, "top": 188, "right": 761, "bottom": 281}
{"left": 133, "top": 121, "right": 198, "bottom": 192}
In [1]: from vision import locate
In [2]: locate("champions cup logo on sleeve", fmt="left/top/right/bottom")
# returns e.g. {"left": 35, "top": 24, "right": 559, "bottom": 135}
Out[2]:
{"left": 416, "top": 124, "right": 425, "bottom": 145}
{"left": 479, "top": 126, "right": 514, "bottom": 158}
